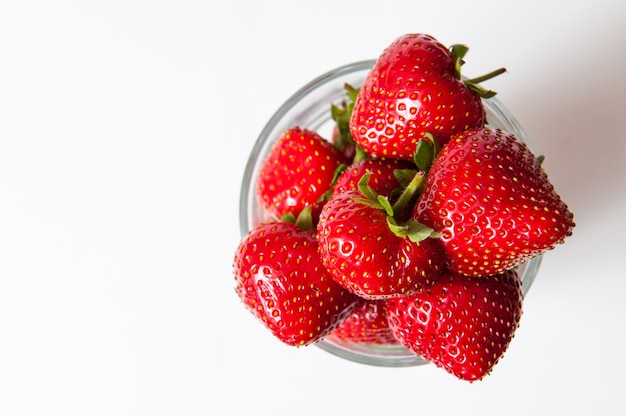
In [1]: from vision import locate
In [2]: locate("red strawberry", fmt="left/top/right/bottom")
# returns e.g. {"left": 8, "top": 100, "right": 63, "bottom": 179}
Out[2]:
{"left": 413, "top": 127, "right": 575, "bottom": 277}
{"left": 350, "top": 33, "right": 503, "bottom": 160}
{"left": 327, "top": 299, "right": 399, "bottom": 345}
{"left": 257, "top": 127, "right": 347, "bottom": 220}
{"left": 317, "top": 188, "right": 446, "bottom": 299}
{"left": 386, "top": 268, "right": 523, "bottom": 382}
{"left": 233, "top": 221, "right": 359, "bottom": 346}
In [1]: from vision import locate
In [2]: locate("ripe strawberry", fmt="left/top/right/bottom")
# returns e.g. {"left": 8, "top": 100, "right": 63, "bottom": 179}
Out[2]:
{"left": 257, "top": 127, "right": 347, "bottom": 220}
{"left": 233, "top": 221, "right": 359, "bottom": 346}
{"left": 317, "top": 188, "right": 446, "bottom": 299}
{"left": 350, "top": 33, "right": 504, "bottom": 160}
{"left": 327, "top": 299, "right": 399, "bottom": 345}
{"left": 413, "top": 127, "right": 575, "bottom": 277}
{"left": 386, "top": 268, "right": 523, "bottom": 382}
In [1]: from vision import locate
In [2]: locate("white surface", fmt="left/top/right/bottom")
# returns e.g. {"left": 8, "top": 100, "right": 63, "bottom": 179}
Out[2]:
{"left": 1, "top": 0, "right": 624, "bottom": 414}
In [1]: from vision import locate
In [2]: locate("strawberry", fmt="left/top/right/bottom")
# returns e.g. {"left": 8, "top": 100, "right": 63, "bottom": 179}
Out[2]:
{"left": 317, "top": 185, "right": 446, "bottom": 299}
{"left": 327, "top": 299, "right": 399, "bottom": 345}
{"left": 233, "top": 220, "right": 359, "bottom": 346}
{"left": 349, "top": 33, "right": 504, "bottom": 160}
{"left": 413, "top": 127, "right": 575, "bottom": 277}
{"left": 386, "top": 268, "right": 523, "bottom": 382}
{"left": 257, "top": 127, "right": 347, "bottom": 220}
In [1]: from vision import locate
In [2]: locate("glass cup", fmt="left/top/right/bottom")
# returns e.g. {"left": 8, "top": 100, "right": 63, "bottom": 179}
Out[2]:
{"left": 239, "top": 60, "right": 543, "bottom": 367}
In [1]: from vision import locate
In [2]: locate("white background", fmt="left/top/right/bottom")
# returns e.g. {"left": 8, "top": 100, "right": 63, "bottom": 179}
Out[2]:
{"left": 1, "top": 0, "right": 624, "bottom": 414}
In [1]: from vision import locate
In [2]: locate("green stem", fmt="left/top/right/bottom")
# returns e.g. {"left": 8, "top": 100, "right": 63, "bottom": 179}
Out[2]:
{"left": 464, "top": 67, "right": 507, "bottom": 85}
{"left": 391, "top": 171, "right": 425, "bottom": 219}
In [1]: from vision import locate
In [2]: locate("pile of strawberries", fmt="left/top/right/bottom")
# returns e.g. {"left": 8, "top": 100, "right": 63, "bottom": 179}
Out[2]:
{"left": 233, "top": 33, "right": 575, "bottom": 381}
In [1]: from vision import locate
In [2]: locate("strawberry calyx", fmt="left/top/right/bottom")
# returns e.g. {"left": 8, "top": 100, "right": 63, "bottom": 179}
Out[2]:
{"left": 316, "top": 163, "right": 350, "bottom": 204}
{"left": 388, "top": 170, "right": 442, "bottom": 242}
{"left": 450, "top": 43, "right": 469, "bottom": 78}
{"left": 413, "top": 132, "right": 440, "bottom": 172}
{"left": 353, "top": 172, "right": 440, "bottom": 243}
{"left": 387, "top": 216, "right": 442, "bottom": 243}
{"left": 390, "top": 170, "right": 425, "bottom": 219}
{"left": 536, "top": 154, "right": 545, "bottom": 166}
{"left": 354, "top": 172, "right": 396, "bottom": 216}
{"left": 463, "top": 68, "right": 507, "bottom": 98}
{"left": 351, "top": 135, "right": 444, "bottom": 242}
{"left": 331, "top": 83, "right": 368, "bottom": 163}
{"left": 449, "top": 43, "right": 506, "bottom": 99}
{"left": 389, "top": 133, "right": 439, "bottom": 216}
{"left": 281, "top": 205, "right": 314, "bottom": 232}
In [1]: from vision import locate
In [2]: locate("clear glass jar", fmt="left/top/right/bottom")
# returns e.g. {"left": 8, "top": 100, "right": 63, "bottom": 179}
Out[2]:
{"left": 239, "top": 60, "right": 543, "bottom": 367}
